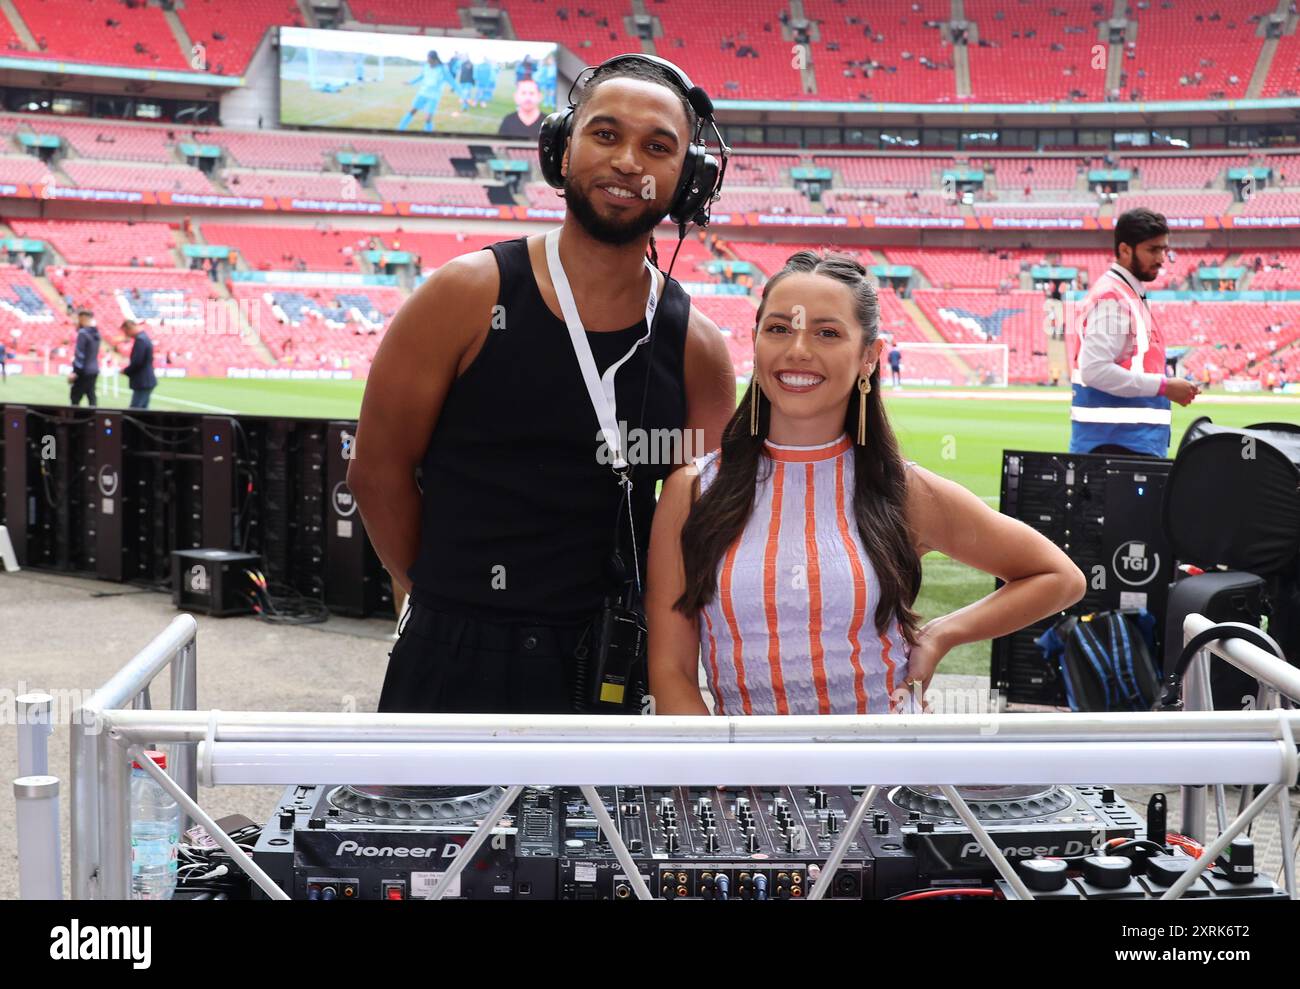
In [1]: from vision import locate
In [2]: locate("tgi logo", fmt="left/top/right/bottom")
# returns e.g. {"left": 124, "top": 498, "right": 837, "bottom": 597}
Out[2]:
{"left": 97, "top": 465, "right": 118, "bottom": 498}
{"left": 1113, "top": 540, "right": 1159, "bottom": 587}
{"left": 332, "top": 481, "right": 356, "bottom": 518}
{"left": 188, "top": 564, "right": 209, "bottom": 593}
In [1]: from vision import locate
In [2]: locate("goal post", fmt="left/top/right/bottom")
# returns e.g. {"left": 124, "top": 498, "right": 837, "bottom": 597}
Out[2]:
{"left": 887, "top": 341, "right": 1009, "bottom": 387}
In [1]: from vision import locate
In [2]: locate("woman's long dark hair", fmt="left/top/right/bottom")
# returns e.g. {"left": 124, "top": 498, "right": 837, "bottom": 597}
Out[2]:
{"left": 675, "top": 250, "right": 922, "bottom": 648}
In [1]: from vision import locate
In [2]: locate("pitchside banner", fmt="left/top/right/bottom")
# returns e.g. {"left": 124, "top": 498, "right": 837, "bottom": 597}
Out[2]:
{"left": 278, "top": 26, "right": 558, "bottom": 140}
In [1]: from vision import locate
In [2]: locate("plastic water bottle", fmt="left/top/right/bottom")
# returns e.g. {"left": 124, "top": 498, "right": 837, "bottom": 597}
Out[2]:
{"left": 131, "top": 749, "right": 180, "bottom": 900}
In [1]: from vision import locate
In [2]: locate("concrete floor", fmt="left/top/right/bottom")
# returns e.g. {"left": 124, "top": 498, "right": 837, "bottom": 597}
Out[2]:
{"left": 1, "top": 567, "right": 1295, "bottom": 899}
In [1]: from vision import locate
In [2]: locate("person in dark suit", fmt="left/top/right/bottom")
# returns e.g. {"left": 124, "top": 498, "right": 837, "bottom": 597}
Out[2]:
{"left": 122, "top": 319, "right": 156, "bottom": 409}
{"left": 68, "top": 308, "right": 100, "bottom": 406}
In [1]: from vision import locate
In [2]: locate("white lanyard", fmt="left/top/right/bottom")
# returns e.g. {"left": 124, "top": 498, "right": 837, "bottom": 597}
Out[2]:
{"left": 545, "top": 227, "right": 658, "bottom": 474}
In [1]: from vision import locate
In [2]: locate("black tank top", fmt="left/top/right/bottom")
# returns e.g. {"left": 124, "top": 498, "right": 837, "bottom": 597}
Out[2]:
{"left": 408, "top": 235, "right": 691, "bottom": 623}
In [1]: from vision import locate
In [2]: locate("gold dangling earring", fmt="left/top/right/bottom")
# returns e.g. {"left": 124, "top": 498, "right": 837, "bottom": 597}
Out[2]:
{"left": 750, "top": 380, "right": 762, "bottom": 436}
{"left": 857, "top": 371, "right": 871, "bottom": 445}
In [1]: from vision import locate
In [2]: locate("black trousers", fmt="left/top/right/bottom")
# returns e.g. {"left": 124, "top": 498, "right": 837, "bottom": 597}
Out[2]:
{"left": 1090, "top": 443, "right": 1154, "bottom": 457}
{"left": 378, "top": 601, "right": 595, "bottom": 714}
{"left": 70, "top": 373, "right": 97, "bottom": 406}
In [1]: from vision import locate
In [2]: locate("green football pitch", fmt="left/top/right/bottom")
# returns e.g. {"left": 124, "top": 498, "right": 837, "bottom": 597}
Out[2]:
{"left": 3, "top": 374, "right": 1294, "bottom": 676}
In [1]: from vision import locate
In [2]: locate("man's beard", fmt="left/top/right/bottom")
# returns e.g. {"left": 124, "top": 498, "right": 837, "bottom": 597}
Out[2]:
{"left": 564, "top": 173, "right": 669, "bottom": 246}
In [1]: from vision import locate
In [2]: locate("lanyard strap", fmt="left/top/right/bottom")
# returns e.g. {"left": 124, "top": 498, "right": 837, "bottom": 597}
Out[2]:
{"left": 545, "top": 227, "right": 658, "bottom": 474}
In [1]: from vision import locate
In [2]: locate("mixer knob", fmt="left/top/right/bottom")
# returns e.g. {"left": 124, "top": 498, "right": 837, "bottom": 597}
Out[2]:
{"left": 827, "top": 812, "right": 840, "bottom": 834}
{"left": 873, "top": 815, "right": 890, "bottom": 835}
{"left": 704, "top": 830, "right": 720, "bottom": 853}
{"left": 784, "top": 830, "right": 802, "bottom": 853}
{"left": 811, "top": 789, "right": 828, "bottom": 810}
{"left": 665, "top": 831, "right": 680, "bottom": 853}
{"left": 744, "top": 831, "right": 759, "bottom": 853}
{"left": 696, "top": 797, "right": 713, "bottom": 815}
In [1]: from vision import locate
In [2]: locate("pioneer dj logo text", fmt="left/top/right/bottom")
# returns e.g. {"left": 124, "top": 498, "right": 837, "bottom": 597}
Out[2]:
{"left": 959, "top": 835, "right": 1104, "bottom": 860}
{"left": 49, "top": 921, "right": 151, "bottom": 969}
{"left": 333, "top": 837, "right": 507, "bottom": 857}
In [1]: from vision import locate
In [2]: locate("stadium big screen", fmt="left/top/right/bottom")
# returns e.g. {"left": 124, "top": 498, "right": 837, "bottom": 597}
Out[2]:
{"left": 278, "top": 26, "right": 558, "bottom": 138}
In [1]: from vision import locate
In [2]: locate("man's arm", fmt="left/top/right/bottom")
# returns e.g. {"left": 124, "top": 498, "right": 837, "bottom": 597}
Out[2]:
{"left": 125, "top": 337, "right": 143, "bottom": 377}
{"left": 71, "top": 330, "right": 89, "bottom": 371}
{"left": 682, "top": 305, "right": 737, "bottom": 458}
{"left": 347, "top": 251, "right": 498, "bottom": 595}
{"left": 1077, "top": 299, "right": 1163, "bottom": 398}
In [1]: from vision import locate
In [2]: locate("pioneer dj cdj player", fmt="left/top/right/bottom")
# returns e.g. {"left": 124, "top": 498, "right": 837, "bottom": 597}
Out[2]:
{"left": 243, "top": 782, "right": 1287, "bottom": 901}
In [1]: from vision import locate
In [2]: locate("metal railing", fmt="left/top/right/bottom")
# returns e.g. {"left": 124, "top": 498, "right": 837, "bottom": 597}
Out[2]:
{"left": 26, "top": 612, "right": 1300, "bottom": 901}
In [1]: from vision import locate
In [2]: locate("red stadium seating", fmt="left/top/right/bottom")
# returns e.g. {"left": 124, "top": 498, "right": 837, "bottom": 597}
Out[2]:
{"left": 371, "top": 176, "right": 494, "bottom": 205}
{"left": 654, "top": 0, "right": 804, "bottom": 100}
{"left": 1240, "top": 191, "right": 1300, "bottom": 217}
{"left": 1125, "top": 0, "right": 1269, "bottom": 101}
{"left": 713, "top": 187, "right": 814, "bottom": 215}
{"left": 177, "top": 0, "right": 300, "bottom": 76}
{"left": 3, "top": 116, "right": 180, "bottom": 162}
{"left": 976, "top": 157, "right": 1081, "bottom": 191}
{"left": 727, "top": 241, "right": 874, "bottom": 277}
{"left": 510, "top": 0, "right": 637, "bottom": 64}
{"left": 1244, "top": 252, "right": 1300, "bottom": 291}
{"left": 912, "top": 288, "right": 1051, "bottom": 383}
{"left": 214, "top": 130, "right": 346, "bottom": 171}
{"left": 11, "top": 0, "right": 188, "bottom": 70}
{"left": 725, "top": 155, "right": 801, "bottom": 187}
{"left": 524, "top": 182, "right": 565, "bottom": 209}
{"left": 7, "top": 219, "right": 177, "bottom": 267}
{"left": 60, "top": 160, "right": 215, "bottom": 195}
{"left": 689, "top": 294, "right": 758, "bottom": 375}
{"left": 1158, "top": 301, "right": 1300, "bottom": 383}
{"left": 804, "top": 0, "right": 957, "bottom": 103}
{"left": 823, "top": 191, "right": 962, "bottom": 218}
{"left": 230, "top": 281, "right": 407, "bottom": 374}
{"left": 0, "top": 154, "right": 53, "bottom": 184}
{"left": 373, "top": 230, "right": 512, "bottom": 272}
{"left": 222, "top": 170, "right": 374, "bottom": 201}
{"left": 1262, "top": 27, "right": 1300, "bottom": 98}
{"left": 1123, "top": 155, "right": 1252, "bottom": 190}
{"left": 1112, "top": 191, "right": 1234, "bottom": 218}
{"left": 814, "top": 156, "right": 946, "bottom": 189}
{"left": 965, "top": 0, "right": 1106, "bottom": 103}
{"left": 885, "top": 248, "right": 1029, "bottom": 289}
{"left": 199, "top": 223, "right": 377, "bottom": 272}
{"left": 0, "top": 264, "right": 62, "bottom": 362}
{"left": 346, "top": 0, "right": 462, "bottom": 28}
{"left": 41, "top": 265, "right": 268, "bottom": 376}
{"left": 349, "top": 137, "right": 471, "bottom": 177}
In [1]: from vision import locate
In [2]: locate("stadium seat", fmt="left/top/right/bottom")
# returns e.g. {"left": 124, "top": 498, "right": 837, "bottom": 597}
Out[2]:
{"left": 11, "top": 0, "right": 188, "bottom": 70}
{"left": 912, "top": 288, "right": 1051, "bottom": 383}
{"left": 965, "top": 0, "right": 1106, "bottom": 103}
{"left": 804, "top": 0, "right": 957, "bottom": 103}
{"left": 199, "top": 223, "right": 378, "bottom": 272}
{"left": 214, "top": 130, "right": 347, "bottom": 171}
{"left": 177, "top": 0, "right": 300, "bottom": 76}
{"left": 1125, "top": 0, "right": 1265, "bottom": 101}
{"left": 221, "top": 170, "right": 375, "bottom": 201}
{"left": 371, "top": 177, "right": 495, "bottom": 206}
{"left": 348, "top": 138, "right": 471, "bottom": 177}
{"left": 60, "top": 161, "right": 216, "bottom": 195}
{"left": 6, "top": 219, "right": 178, "bottom": 267}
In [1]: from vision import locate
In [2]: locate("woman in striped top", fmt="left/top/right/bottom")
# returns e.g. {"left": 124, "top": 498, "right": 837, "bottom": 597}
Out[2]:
{"left": 646, "top": 251, "right": 1086, "bottom": 716}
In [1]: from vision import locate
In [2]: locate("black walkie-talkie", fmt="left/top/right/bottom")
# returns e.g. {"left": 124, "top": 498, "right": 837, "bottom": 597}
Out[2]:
{"left": 588, "top": 590, "right": 648, "bottom": 711}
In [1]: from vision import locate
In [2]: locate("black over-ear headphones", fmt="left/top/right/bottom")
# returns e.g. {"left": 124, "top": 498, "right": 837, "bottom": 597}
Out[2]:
{"left": 537, "top": 52, "right": 730, "bottom": 229}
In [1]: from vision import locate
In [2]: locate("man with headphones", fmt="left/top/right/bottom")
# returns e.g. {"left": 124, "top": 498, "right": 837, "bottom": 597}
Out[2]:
{"left": 351, "top": 54, "right": 737, "bottom": 715}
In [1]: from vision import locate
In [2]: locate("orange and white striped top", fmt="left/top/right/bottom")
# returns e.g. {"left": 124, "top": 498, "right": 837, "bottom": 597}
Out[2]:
{"left": 695, "top": 434, "right": 916, "bottom": 716}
